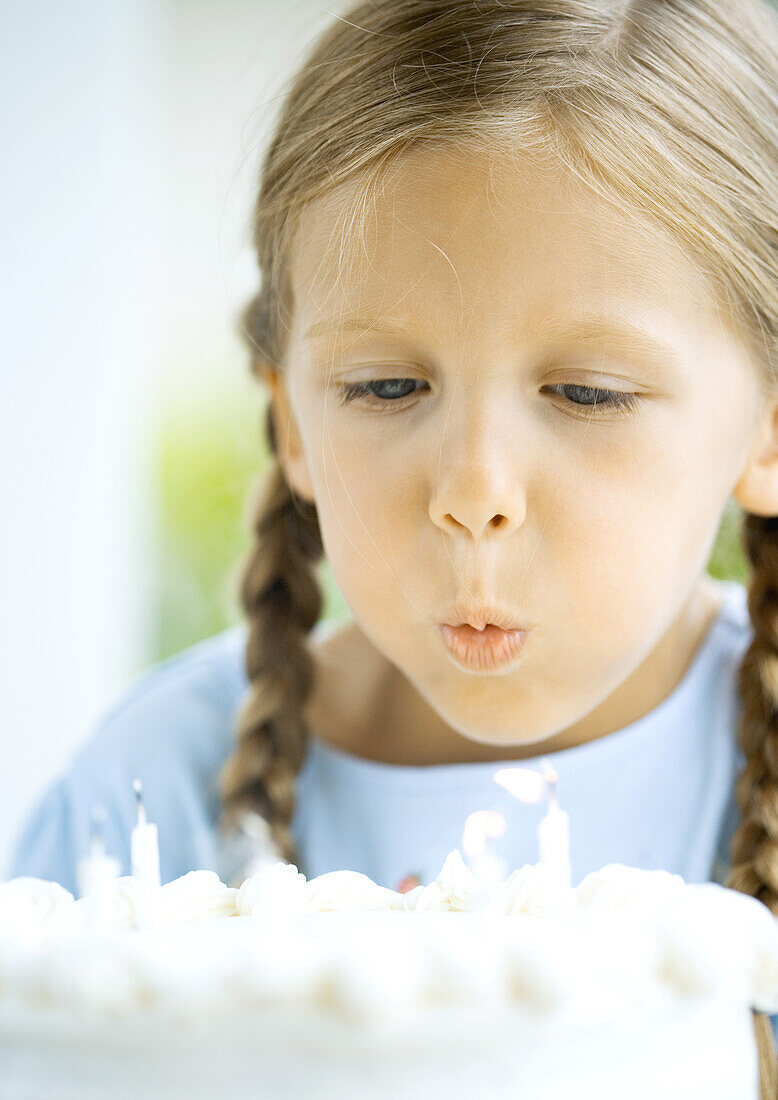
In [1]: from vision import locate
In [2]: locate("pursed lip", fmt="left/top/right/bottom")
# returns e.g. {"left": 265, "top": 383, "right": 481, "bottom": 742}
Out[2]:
{"left": 439, "top": 622, "right": 529, "bottom": 673}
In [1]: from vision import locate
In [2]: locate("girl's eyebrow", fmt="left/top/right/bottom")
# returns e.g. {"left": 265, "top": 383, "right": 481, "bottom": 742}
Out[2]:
{"left": 541, "top": 316, "right": 683, "bottom": 370}
{"left": 304, "top": 313, "right": 683, "bottom": 371}
{"left": 304, "top": 315, "right": 411, "bottom": 341}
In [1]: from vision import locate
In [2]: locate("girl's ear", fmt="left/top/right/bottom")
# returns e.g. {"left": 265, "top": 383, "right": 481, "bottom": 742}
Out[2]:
{"left": 732, "top": 399, "right": 778, "bottom": 517}
{"left": 259, "top": 365, "right": 316, "bottom": 504}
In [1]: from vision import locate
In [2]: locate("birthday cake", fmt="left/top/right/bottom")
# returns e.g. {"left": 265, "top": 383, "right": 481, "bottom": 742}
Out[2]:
{"left": 0, "top": 852, "right": 776, "bottom": 1100}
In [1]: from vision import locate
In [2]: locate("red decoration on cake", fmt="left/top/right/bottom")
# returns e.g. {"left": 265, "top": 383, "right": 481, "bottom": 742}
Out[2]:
{"left": 396, "top": 873, "right": 421, "bottom": 894}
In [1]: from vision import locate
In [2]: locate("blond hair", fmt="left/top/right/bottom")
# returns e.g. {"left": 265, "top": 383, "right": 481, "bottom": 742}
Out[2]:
{"left": 217, "top": 2, "right": 778, "bottom": 1089}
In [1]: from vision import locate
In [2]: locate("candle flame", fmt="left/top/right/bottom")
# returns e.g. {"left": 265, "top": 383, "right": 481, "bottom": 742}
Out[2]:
{"left": 493, "top": 766, "right": 545, "bottom": 804}
{"left": 541, "top": 760, "right": 558, "bottom": 784}
{"left": 541, "top": 759, "right": 561, "bottom": 810}
{"left": 462, "top": 810, "right": 507, "bottom": 859}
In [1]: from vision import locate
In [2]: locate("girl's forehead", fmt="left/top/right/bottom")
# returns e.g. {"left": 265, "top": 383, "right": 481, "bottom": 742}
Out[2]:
{"left": 289, "top": 144, "right": 724, "bottom": 345}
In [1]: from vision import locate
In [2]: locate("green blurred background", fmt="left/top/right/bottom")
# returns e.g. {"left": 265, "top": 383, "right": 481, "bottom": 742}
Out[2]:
{"left": 150, "top": 390, "right": 351, "bottom": 661}
{"left": 150, "top": 388, "right": 748, "bottom": 663}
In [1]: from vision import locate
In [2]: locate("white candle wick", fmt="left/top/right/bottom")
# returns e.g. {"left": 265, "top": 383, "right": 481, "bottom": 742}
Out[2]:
{"left": 133, "top": 778, "right": 147, "bottom": 827}
{"left": 546, "top": 769, "right": 560, "bottom": 811}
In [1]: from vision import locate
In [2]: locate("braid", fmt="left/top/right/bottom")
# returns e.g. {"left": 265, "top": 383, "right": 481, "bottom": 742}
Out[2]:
{"left": 218, "top": 289, "right": 324, "bottom": 873}
{"left": 725, "top": 512, "right": 778, "bottom": 1099}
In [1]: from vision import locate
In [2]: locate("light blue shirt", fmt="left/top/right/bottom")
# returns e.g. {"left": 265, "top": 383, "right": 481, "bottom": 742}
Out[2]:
{"left": 7, "top": 577, "right": 777, "bottom": 1042}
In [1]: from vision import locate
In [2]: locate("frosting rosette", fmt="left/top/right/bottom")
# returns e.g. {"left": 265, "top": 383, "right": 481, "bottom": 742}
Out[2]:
{"left": 575, "top": 863, "right": 687, "bottom": 914}
{"left": 0, "top": 878, "right": 77, "bottom": 945}
{"left": 502, "top": 861, "right": 575, "bottom": 918}
{"left": 401, "top": 850, "right": 477, "bottom": 911}
{"left": 236, "top": 861, "right": 307, "bottom": 917}
{"left": 303, "top": 870, "right": 406, "bottom": 912}
{"left": 154, "top": 870, "right": 239, "bottom": 923}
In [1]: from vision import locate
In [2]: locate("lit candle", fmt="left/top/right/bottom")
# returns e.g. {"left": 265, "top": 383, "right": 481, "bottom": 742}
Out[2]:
{"left": 131, "top": 779, "right": 161, "bottom": 887}
{"left": 131, "top": 779, "right": 161, "bottom": 928}
{"left": 76, "top": 806, "right": 120, "bottom": 931}
{"left": 462, "top": 809, "right": 508, "bottom": 893}
{"left": 537, "top": 763, "right": 572, "bottom": 890}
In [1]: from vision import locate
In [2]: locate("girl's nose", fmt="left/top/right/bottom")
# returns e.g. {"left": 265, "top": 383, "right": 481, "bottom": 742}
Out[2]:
{"left": 428, "top": 432, "right": 527, "bottom": 541}
{"left": 429, "top": 464, "right": 525, "bottom": 539}
{"left": 427, "top": 387, "right": 528, "bottom": 540}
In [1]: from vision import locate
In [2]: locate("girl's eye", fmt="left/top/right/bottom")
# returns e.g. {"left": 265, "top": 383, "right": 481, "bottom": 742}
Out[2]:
{"left": 339, "top": 379, "right": 426, "bottom": 407}
{"left": 543, "top": 384, "right": 640, "bottom": 415}
{"left": 339, "top": 379, "right": 640, "bottom": 416}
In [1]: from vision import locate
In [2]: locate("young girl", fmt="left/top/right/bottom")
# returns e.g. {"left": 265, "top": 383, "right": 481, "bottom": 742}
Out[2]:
{"left": 9, "top": 0, "right": 778, "bottom": 1088}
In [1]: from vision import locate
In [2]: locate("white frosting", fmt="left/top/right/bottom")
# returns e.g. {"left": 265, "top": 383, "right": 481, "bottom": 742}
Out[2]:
{"left": 576, "top": 862, "right": 689, "bottom": 913}
{"left": 1, "top": 853, "right": 771, "bottom": 1100}
{"left": 0, "top": 878, "right": 76, "bottom": 944}
{"left": 302, "top": 870, "right": 407, "bottom": 912}
{"left": 154, "top": 870, "right": 238, "bottom": 923}
{"left": 58, "top": 871, "right": 239, "bottom": 933}
{"left": 72, "top": 875, "right": 142, "bottom": 932}
{"left": 574, "top": 863, "right": 778, "bottom": 1013}
{"left": 502, "top": 860, "right": 575, "bottom": 918}
{"left": 0, "top": 993, "right": 758, "bottom": 1100}
{"left": 655, "top": 880, "right": 778, "bottom": 1012}
{"left": 401, "top": 849, "right": 478, "bottom": 911}
{"left": 0, "top": 852, "right": 776, "bottom": 1025}
{"left": 403, "top": 852, "right": 573, "bottom": 919}
{"left": 236, "top": 861, "right": 307, "bottom": 917}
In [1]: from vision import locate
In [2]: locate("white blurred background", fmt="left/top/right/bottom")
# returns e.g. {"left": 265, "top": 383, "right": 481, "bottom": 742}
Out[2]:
{"left": 0, "top": 0, "right": 349, "bottom": 876}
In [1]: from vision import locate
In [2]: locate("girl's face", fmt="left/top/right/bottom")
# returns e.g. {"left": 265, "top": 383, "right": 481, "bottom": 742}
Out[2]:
{"left": 274, "top": 144, "right": 766, "bottom": 748}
